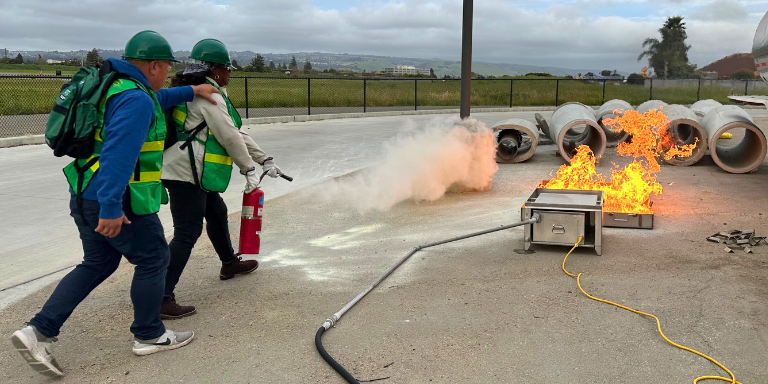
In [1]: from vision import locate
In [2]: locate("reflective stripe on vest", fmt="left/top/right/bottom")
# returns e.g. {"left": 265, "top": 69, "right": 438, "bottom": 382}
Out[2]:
{"left": 62, "top": 78, "right": 168, "bottom": 215}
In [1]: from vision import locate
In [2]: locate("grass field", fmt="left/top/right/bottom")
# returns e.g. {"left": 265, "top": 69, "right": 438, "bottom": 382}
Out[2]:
{"left": 0, "top": 75, "right": 749, "bottom": 116}
{"left": 0, "top": 63, "right": 81, "bottom": 76}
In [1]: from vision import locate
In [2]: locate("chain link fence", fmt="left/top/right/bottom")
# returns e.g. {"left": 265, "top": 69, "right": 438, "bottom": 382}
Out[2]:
{"left": 1, "top": 75, "right": 765, "bottom": 138}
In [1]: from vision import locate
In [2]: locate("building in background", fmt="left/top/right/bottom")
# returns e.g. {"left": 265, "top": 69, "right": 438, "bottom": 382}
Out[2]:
{"left": 384, "top": 65, "right": 431, "bottom": 76}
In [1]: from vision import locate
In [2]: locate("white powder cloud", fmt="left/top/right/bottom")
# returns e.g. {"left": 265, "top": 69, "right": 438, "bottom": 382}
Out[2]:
{"left": 322, "top": 116, "right": 499, "bottom": 213}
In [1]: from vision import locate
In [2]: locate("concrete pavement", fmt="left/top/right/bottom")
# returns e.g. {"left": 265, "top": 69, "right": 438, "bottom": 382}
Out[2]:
{"left": 0, "top": 111, "right": 554, "bottom": 311}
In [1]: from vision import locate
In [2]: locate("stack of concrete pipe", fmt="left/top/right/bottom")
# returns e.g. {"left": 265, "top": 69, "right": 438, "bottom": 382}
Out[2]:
{"left": 491, "top": 99, "right": 766, "bottom": 172}
{"left": 543, "top": 102, "right": 607, "bottom": 162}
{"left": 596, "top": 99, "right": 633, "bottom": 147}
{"left": 695, "top": 100, "right": 767, "bottom": 173}
{"left": 491, "top": 118, "right": 539, "bottom": 163}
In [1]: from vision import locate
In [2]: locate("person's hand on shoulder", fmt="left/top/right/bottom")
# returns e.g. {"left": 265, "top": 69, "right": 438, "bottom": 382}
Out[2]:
{"left": 191, "top": 84, "right": 220, "bottom": 105}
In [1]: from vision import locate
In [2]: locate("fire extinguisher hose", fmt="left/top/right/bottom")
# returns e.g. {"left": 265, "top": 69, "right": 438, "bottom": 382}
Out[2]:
{"left": 562, "top": 238, "right": 740, "bottom": 384}
{"left": 315, "top": 214, "right": 541, "bottom": 384}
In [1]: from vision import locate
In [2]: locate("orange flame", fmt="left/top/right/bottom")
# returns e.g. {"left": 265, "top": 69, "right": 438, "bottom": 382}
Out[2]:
{"left": 539, "top": 146, "right": 660, "bottom": 214}
{"left": 540, "top": 108, "right": 695, "bottom": 214}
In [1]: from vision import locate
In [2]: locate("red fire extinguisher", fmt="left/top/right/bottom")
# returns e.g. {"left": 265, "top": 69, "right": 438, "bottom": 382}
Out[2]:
{"left": 239, "top": 171, "right": 292, "bottom": 255}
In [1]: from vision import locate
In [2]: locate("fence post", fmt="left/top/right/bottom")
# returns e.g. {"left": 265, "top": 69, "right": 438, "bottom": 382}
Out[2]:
{"left": 745, "top": 79, "right": 749, "bottom": 96}
{"left": 244, "top": 77, "right": 249, "bottom": 119}
{"left": 363, "top": 78, "right": 367, "bottom": 113}
{"left": 649, "top": 78, "right": 653, "bottom": 100}
{"left": 697, "top": 78, "right": 701, "bottom": 101}
{"left": 307, "top": 78, "right": 311, "bottom": 115}
{"left": 509, "top": 79, "right": 513, "bottom": 107}
{"left": 414, "top": 79, "right": 418, "bottom": 111}
{"left": 555, "top": 79, "right": 559, "bottom": 106}
{"left": 601, "top": 80, "right": 606, "bottom": 104}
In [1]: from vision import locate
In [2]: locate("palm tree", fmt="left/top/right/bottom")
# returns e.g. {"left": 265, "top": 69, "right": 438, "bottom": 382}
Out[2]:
{"left": 638, "top": 16, "right": 692, "bottom": 79}
{"left": 637, "top": 37, "right": 668, "bottom": 79}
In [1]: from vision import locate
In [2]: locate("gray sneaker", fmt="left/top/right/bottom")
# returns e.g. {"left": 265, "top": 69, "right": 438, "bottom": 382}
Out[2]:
{"left": 11, "top": 325, "right": 65, "bottom": 378}
{"left": 132, "top": 329, "right": 194, "bottom": 356}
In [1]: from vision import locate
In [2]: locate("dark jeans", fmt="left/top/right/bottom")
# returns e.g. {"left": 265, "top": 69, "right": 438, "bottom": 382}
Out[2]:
{"left": 29, "top": 196, "right": 169, "bottom": 340}
{"left": 163, "top": 180, "right": 237, "bottom": 297}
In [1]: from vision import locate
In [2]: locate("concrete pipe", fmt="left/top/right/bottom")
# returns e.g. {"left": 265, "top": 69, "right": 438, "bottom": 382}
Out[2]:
{"left": 534, "top": 113, "right": 554, "bottom": 145}
{"left": 596, "top": 99, "right": 633, "bottom": 147}
{"left": 491, "top": 118, "right": 538, "bottom": 163}
{"left": 637, "top": 100, "right": 669, "bottom": 114}
{"left": 702, "top": 105, "right": 767, "bottom": 173}
{"left": 660, "top": 104, "right": 708, "bottom": 166}
{"left": 550, "top": 102, "right": 606, "bottom": 162}
{"left": 690, "top": 99, "right": 722, "bottom": 118}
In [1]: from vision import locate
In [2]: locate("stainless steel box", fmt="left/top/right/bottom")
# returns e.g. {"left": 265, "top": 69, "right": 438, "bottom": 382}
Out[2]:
{"left": 533, "top": 211, "right": 585, "bottom": 244}
{"left": 522, "top": 189, "right": 603, "bottom": 255}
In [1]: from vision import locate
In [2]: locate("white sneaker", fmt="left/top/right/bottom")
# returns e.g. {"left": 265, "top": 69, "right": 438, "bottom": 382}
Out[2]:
{"left": 132, "top": 329, "right": 194, "bottom": 356}
{"left": 11, "top": 325, "right": 64, "bottom": 378}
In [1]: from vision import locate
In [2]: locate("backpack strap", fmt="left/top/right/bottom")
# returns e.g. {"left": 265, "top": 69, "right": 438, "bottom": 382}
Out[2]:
{"left": 73, "top": 156, "right": 100, "bottom": 227}
{"left": 178, "top": 121, "right": 207, "bottom": 187}
{"left": 178, "top": 121, "right": 208, "bottom": 150}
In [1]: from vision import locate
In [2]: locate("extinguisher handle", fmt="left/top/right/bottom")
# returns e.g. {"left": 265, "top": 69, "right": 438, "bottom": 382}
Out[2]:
{"left": 259, "top": 171, "right": 294, "bottom": 183}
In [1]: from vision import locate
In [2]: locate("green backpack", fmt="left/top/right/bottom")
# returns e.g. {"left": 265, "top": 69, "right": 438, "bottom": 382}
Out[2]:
{"left": 45, "top": 61, "right": 121, "bottom": 158}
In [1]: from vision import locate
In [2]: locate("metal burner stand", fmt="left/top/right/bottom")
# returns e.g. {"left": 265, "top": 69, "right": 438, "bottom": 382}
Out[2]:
{"left": 522, "top": 188, "right": 603, "bottom": 255}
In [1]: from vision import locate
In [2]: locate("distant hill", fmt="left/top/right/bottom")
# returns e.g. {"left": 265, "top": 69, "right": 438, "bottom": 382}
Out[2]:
{"left": 700, "top": 53, "right": 757, "bottom": 78}
{"left": 6, "top": 49, "right": 607, "bottom": 78}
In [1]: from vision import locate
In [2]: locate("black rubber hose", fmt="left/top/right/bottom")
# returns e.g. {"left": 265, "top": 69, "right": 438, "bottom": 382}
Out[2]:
{"left": 315, "top": 327, "right": 359, "bottom": 384}
{"left": 314, "top": 216, "right": 539, "bottom": 383}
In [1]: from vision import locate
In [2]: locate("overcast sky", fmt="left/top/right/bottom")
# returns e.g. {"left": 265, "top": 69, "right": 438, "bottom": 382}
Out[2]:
{"left": 1, "top": 0, "right": 766, "bottom": 72}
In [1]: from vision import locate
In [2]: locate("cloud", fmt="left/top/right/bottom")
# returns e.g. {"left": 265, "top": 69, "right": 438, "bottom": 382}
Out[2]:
{"left": 0, "top": 0, "right": 759, "bottom": 72}
{"left": 690, "top": 0, "right": 749, "bottom": 20}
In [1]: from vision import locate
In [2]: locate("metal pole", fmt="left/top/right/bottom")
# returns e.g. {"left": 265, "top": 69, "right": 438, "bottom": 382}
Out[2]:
{"left": 307, "top": 78, "right": 311, "bottom": 115}
{"left": 244, "top": 77, "right": 249, "bottom": 119}
{"left": 459, "top": 0, "right": 473, "bottom": 119}
{"left": 601, "top": 80, "right": 606, "bottom": 104}
{"left": 555, "top": 79, "right": 559, "bottom": 106}
{"left": 363, "top": 78, "right": 367, "bottom": 113}
{"left": 697, "top": 78, "right": 701, "bottom": 101}
{"left": 414, "top": 79, "right": 418, "bottom": 111}
{"left": 649, "top": 78, "right": 653, "bottom": 100}
{"left": 745, "top": 79, "right": 749, "bottom": 95}
{"left": 509, "top": 79, "right": 513, "bottom": 108}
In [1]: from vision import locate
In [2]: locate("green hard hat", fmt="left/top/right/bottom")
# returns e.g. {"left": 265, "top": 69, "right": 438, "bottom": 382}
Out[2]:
{"left": 190, "top": 38, "right": 231, "bottom": 67}
{"left": 123, "top": 30, "right": 176, "bottom": 61}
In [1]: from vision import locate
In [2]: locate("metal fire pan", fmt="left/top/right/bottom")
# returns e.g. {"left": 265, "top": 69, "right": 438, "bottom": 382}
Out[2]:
{"left": 604, "top": 211, "right": 653, "bottom": 229}
{"left": 604, "top": 198, "right": 653, "bottom": 229}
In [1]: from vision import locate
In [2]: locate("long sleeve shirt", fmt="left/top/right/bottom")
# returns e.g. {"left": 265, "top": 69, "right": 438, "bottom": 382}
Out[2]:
{"left": 161, "top": 77, "right": 269, "bottom": 185}
{"left": 78, "top": 58, "right": 194, "bottom": 219}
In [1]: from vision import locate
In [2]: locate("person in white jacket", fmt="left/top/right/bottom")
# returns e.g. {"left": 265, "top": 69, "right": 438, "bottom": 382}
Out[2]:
{"left": 160, "top": 39, "right": 283, "bottom": 319}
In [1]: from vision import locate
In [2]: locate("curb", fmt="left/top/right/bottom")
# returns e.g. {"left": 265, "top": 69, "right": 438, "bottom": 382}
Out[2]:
{"left": 242, "top": 106, "right": 560, "bottom": 125}
{"left": 0, "top": 135, "right": 45, "bottom": 148}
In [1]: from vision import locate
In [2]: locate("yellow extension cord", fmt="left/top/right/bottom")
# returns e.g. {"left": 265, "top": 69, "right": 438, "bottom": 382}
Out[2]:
{"left": 561, "top": 237, "right": 740, "bottom": 384}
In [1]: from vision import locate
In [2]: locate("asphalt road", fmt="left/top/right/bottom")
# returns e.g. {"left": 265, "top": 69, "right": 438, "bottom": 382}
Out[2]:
{"left": 0, "top": 115, "right": 767, "bottom": 382}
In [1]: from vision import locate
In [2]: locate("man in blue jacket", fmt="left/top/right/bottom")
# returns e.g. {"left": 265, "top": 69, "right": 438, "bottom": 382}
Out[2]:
{"left": 10, "top": 31, "right": 220, "bottom": 378}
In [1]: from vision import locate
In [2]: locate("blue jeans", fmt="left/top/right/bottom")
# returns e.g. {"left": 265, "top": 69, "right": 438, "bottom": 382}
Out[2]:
{"left": 29, "top": 196, "right": 169, "bottom": 340}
